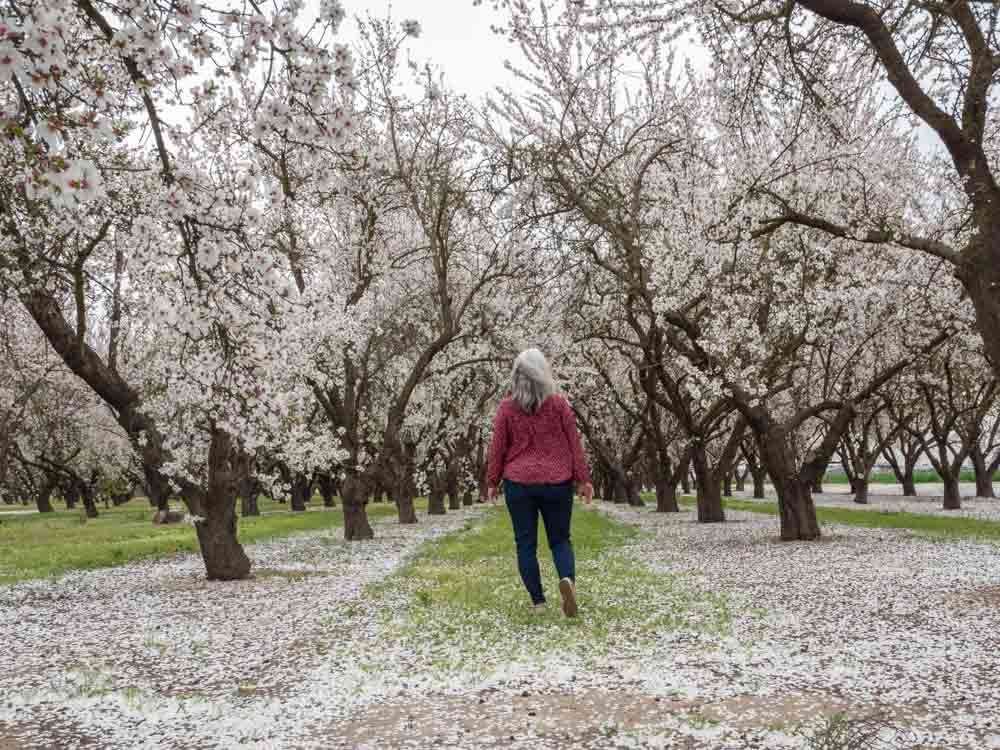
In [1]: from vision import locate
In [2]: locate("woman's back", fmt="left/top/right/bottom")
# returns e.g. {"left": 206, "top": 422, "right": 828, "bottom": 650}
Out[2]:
{"left": 488, "top": 394, "right": 588, "bottom": 486}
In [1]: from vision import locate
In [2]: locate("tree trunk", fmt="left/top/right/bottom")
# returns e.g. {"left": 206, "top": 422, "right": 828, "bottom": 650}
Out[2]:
{"left": 691, "top": 445, "right": 725, "bottom": 523}
{"left": 193, "top": 429, "right": 251, "bottom": 580}
{"left": 902, "top": 467, "right": 917, "bottom": 497}
{"left": 736, "top": 471, "right": 747, "bottom": 493}
{"left": 427, "top": 475, "right": 447, "bottom": 515}
{"left": 680, "top": 470, "right": 691, "bottom": 495}
{"left": 723, "top": 473, "right": 733, "bottom": 497}
{"left": 758, "top": 432, "right": 821, "bottom": 540}
{"left": 240, "top": 493, "right": 259, "bottom": 517}
{"left": 342, "top": 474, "right": 374, "bottom": 540}
{"left": 317, "top": 474, "right": 336, "bottom": 508}
{"left": 752, "top": 469, "right": 766, "bottom": 499}
{"left": 80, "top": 484, "right": 99, "bottom": 518}
{"left": 290, "top": 474, "right": 311, "bottom": 512}
{"left": 624, "top": 476, "right": 645, "bottom": 507}
{"left": 655, "top": 478, "right": 679, "bottom": 513}
{"left": 446, "top": 466, "right": 461, "bottom": 510}
{"left": 972, "top": 448, "right": 996, "bottom": 499}
{"left": 771, "top": 475, "right": 822, "bottom": 540}
{"left": 601, "top": 475, "right": 614, "bottom": 503}
{"left": 959, "top": 248, "right": 1000, "bottom": 384}
{"left": 64, "top": 482, "right": 78, "bottom": 509}
{"left": 179, "top": 487, "right": 206, "bottom": 518}
{"left": 612, "top": 477, "right": 627, "bottom": 504}
{"left": 35, "top": 479, "right": 55, "bottom": 513}
{"left": 394, "top": 471, "right": 418, "bottom": 524}
{"left": 810, "top": 475, "right": 824, "bottom": 495}
{"left": 239, "top": 468, "right": 260, "bottom": 518}
{"left": 853, "top": 477, "right": 869, "bottom": 505}
{"left": 942, "top": 474, "right": 962, "bottom": 510}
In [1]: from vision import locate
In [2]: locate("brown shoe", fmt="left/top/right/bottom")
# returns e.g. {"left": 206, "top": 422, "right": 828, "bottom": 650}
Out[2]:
{"left": 559, "top": 577, "right": 578, "bottom": 618}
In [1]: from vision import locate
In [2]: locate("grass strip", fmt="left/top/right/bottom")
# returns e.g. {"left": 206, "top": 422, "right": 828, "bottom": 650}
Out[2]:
{"left": 820, "top": 469, "right": 996, "bottom": 485}
{"left": 677, "top": 497, "right": 1000, "bottom": 541}
{"left": 0, "top": 498, "right": 400, "bottom": 586}
{"left": 373, "top": 506, "right": 732, "bottom": 674}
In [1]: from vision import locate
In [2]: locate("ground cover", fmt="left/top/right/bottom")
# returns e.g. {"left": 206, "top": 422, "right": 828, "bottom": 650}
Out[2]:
{"left": 4, "top": 502, "right": 1000, "bottom": 749}
{"left": 820, "top": 469, "right": 993, "bottom": 485}
{"left": 0, "top": 497, "right": 399, "bottom": 585}
{"left": 695, "top": 497, "right": 1000, "bottom": 540}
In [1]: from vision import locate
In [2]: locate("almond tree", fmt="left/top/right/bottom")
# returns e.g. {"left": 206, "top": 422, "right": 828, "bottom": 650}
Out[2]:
{"left": 587, "top": 0, "right": 1000, "bottom": 380}
{"left": 2, "top": 0, "right": 361, "bottom": 578}
{"left": 492, "top": 3, "right": 958, "bottom": 538}
{"left": 907, "top": 337, "right": 998, "bottom": 509}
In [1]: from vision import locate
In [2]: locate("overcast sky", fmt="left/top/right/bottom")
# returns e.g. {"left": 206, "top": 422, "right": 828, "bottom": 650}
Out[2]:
{"left": 337, "top": 1, "right": 523, "bottom": 102}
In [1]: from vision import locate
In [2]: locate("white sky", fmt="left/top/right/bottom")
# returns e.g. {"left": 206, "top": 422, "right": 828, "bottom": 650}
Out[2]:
{"left": 338, "top": 1, "right": 524, "bottom": 103}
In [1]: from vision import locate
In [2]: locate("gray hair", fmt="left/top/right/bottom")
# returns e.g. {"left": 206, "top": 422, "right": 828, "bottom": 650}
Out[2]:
{"left": 510, "top": 348, "right": 557, "bottom": 414}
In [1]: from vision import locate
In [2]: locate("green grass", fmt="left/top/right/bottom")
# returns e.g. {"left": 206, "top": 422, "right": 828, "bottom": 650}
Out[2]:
{"left": 820, "top": 469, "right": 995, "bottom": 484}
{"left": 373, "top": 506, "right": 732, "bottom": 674}
{"left": 0, "top": 495, "right": 401, "bottom": 586}
{"left": 679, "top": 496, "right": 1000, "bottom": 542}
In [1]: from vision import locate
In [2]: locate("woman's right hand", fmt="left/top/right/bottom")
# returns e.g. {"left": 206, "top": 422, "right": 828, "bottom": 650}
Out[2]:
{"left": 577, "top": 482, "right": 593, "bottom": 504}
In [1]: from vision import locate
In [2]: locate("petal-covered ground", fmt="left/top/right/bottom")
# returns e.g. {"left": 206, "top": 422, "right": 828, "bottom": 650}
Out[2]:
{"left": 3, "top": 503, "right": 1000, "bottom": 749}
{"left": 735, "top": 487, "right": 1000, "bottom": 521}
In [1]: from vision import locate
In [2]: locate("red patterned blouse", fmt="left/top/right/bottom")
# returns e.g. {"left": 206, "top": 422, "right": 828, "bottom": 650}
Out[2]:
{"left": 486, "top": 394, "right": 592, "bottom": 488}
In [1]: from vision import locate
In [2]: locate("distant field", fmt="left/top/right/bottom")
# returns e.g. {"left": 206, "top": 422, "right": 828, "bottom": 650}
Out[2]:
{"left": 821, "top": 469, "right": 995, "bottom": 484}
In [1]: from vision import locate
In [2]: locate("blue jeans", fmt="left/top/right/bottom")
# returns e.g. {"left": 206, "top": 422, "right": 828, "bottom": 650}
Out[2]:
{"left": 504, "top": 479, "right": 575, "bottom": 605}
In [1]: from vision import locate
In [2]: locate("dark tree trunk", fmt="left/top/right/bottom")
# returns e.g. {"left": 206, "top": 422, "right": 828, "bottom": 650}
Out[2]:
{"left": 655, "top": 478, "right": 679, "bottom": 513}
{"left": 971, "top": 448, "right": 996, "bottom": 499}
{"left": 65, "top": 482, "right": 78, "bottom": 510}
{"left": 752, "top": 470, "right": 766, "bottom": 499}
{"left": 35, "top": 479, "right": 55, "bottom": 513}
{"left": 342, "top": 474, "right": 374, "bottom": 540}
{"left": 317, "top": 474, "right": 336, "bottom": 508}
{"left": 240, "top": 493, "right": 260, "bottom": 517}
{"left": 145, "top": 473, "right": 171, "bottom": 515}
{"left": 942, "top": 474, "right": 962, "bottom": 510}
{"left": 613, "top": 477, "right": 627, "bottom": 504}
{"left": 690, "top": 446, "right": 725, "bottom": 523}
{"left": 680, "top": 470, "right": 691, "bottom": 495}
{"left": 397, "top": 492, "right": 418, "bottom": 524}
{"left": 810, "top": 475, "right": 824, "bottom": 495}
{"left": 735, "top": 471, "right": 747, "bottom": 493}
{"left": 853, "top": 477, "right": 869, "bottom": 505}
{"left": 446, "top": 465, "right": 461, "bottom": 511}
{"left": 902, "top": 468, "right": 917, "bottom": 497}
{"left": 624, "top": 476, "right": 645, "bottom": 507}
{"left": 179, "top": 487, "right": 206, "bottom": 518}
{"left": 758, "top": 432, "right": 821, "bottom": 540}
{"left": 80, "top": 484, "right": 99, "bottom": 518}
{"left": 238, "top": 463, "right": 260, "bottom": 518}
{"left": 723, "top": 473, "right": 733, "bottom": 498}
{"left": 290, "top": 474, "right": 311, "bottom": 512}
{"left": 393, "top": 468, "right": 418, "bottom": 524}
{"left": 958, "top": 248, "right": 1000, "bottom": 384}
{"left": 771, "top": 474, "right": 822, "bottom": 540}
{"left": 601, "top": 474, "right": 614, "bottom": 503}
{"left": 427, "top": 474, "right": 447, "bottom": 515}
{"left": 193, "top": 429, "right": 251, "bottom": 580}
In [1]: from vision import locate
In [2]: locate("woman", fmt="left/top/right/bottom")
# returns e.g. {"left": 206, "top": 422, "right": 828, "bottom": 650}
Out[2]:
{"left": 485, "top": 348, "right": 593, "bottom": 617}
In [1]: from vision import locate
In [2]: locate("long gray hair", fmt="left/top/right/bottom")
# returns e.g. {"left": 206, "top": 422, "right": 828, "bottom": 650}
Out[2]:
{"left": 510, "top": 348, "right": 557, "bottom": 414}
